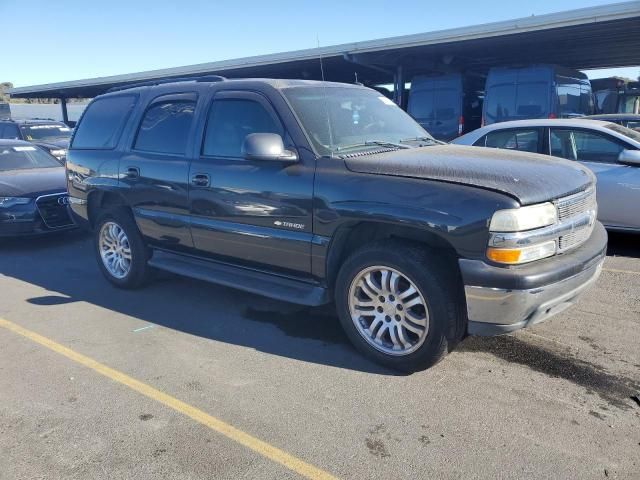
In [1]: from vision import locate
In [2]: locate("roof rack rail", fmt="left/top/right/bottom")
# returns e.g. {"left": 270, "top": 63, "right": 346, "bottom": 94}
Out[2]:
{"left": 106, "top": 75, "right": 226, "bottom": 93}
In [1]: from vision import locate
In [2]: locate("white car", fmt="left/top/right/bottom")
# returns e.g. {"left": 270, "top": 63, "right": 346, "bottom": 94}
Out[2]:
{"left": 453, "top": 119, "right": 640, "bottom": 233}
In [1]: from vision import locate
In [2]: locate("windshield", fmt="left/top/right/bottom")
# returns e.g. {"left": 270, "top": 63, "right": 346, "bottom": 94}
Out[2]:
{"left": 283, "top": 86, "right": 432, "bottom": 155}
{"left": 606, "top": 123, "right": 640, "bottom": 143}
{"left": 20, "top": 124, "right": 72, "bottom": 142}
{"left": 0, "top": 145, "right": 61, "bottom": 170}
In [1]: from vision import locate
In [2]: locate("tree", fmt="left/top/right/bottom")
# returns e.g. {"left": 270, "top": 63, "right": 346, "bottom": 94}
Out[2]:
{"left": 0, "top": 82, "right": 13, "bottom": 103}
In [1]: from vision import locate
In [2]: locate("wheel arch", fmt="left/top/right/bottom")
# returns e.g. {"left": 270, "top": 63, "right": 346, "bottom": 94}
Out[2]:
{"left": 325, "top": 221, "right": 460, "bottom": 289}
{"left": 87, "top": 189, "right": 130, "bottom": 229}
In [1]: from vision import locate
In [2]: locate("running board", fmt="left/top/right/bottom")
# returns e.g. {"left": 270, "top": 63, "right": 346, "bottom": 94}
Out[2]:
{"left": 148, "top": 250, "right": 330, "bottom": 306}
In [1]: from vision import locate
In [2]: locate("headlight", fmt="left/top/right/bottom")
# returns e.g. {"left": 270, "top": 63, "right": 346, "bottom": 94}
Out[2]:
{"left": 0, "top": 197, "right": 32, "bottom": 208}
{"left": 50, "top": 149, "right": 67, "bottom": 158}
{"left": 489, "top": 202, "right": 557, "bottom": 232}
{"left": 487, "top": 240, "right": 557, "bottom": 265}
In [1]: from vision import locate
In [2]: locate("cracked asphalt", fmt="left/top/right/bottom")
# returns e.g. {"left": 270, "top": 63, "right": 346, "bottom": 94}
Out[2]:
{"left": 0, "top": 231, "right": 638, "bottom": 479}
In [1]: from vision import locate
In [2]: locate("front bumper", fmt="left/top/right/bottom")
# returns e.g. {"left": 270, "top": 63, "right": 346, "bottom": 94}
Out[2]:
{"left": 0, "top": 217, "right": 76, "bottom": 237}
{"left": 461, "top": 222, "right": 607, "bottom": 336}
{"left": 0, "top": 195, "right": 77, "bottom": 237}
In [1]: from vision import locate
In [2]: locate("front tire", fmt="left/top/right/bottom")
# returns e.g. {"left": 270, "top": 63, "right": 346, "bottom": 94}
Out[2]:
{"left": 94, "top": 209, "right": 150, "bottom": 289}
{"left": 335, "top": 241, "right": 462, "bottom": 372}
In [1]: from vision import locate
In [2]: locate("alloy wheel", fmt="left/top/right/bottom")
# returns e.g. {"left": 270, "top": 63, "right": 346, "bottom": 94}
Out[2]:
{"left": 348, "top": 265, "right": 430, "bottom": 356}
{"left": 99, "top": 221, "right": 132, "bottom": 279}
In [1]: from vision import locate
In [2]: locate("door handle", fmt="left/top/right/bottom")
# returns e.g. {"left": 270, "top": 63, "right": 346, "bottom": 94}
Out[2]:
{"left": 191, "top": 173, "right": 210, "bottom": 187}
{"left": 125, "top": 166, "right": 140, "bottom": 179}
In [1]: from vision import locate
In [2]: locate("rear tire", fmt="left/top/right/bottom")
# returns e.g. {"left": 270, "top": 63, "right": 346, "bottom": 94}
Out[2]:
{"left": 335, "top": 240, "right": 462, "bottom": 372}
{"left": 94, "top": 209, "right": 150, "bottom": 289}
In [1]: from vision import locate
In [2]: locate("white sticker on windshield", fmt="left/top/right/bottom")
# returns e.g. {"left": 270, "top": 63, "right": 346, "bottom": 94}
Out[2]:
{"left": 13, "top": 146, "right": 37, "bottom": 151}
{"left": 378, "top": 96, "right": 395, "bottom": 106}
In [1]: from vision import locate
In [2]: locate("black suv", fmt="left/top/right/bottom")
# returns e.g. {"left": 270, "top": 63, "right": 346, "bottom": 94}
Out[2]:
{"left": 0, "top": 119, "right": 72, "bottom": 162}
{"left": 66, "top": 77, "right": 606, "bottom": 371}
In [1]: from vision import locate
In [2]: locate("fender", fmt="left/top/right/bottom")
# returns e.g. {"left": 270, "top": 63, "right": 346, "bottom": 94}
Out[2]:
{"left": 312, "top": 157, "right": 519, "bottom": 282}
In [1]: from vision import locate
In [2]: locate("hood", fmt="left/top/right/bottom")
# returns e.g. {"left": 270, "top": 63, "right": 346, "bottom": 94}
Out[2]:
{"left": 0, "top": 167, "right": 67, "bottom": 197}
{"left": 35, "top": 139, "right": 70, "bottom": 150}
{"left": 343, "top": 144, "right": 594, "bottom": 205}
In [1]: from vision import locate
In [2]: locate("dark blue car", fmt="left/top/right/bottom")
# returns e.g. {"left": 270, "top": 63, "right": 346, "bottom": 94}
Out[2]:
{"left": 0, "top": 140, "right": 75, "bottom": 236}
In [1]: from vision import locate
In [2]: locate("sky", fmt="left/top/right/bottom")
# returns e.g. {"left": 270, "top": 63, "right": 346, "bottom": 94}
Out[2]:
{"left": 1, "top": 0, "right": 638, "bottom": 87}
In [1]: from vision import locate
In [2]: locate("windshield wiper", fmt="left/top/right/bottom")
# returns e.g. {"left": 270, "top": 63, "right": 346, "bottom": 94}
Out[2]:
{"left": 334, "top": 140, "right": 410, "bottom": 153}
{"left": 399, "top": 136, "right": 441, "bottom": 144}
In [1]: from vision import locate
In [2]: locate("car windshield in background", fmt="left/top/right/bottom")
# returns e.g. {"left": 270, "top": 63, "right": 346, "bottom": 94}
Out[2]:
{"left": 605, "top": 123, "right": 640, "bottom": 143}
{"left": 20, "top": 124, "right": 72, "bottom": 142}
{"left": 283, "top": 87, "right": 433, "bottom": 156}
{"left": 0, "top": 145, "right": 61, "bottom": 170}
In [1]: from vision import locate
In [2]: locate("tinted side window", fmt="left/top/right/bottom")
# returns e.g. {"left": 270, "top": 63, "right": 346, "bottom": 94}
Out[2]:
{"left": 550, "top": 129, "right": 577, "bottom": 160}
{"left": 550, "top": 129, "right": 625, "bottom": 163}
{"left": 484, "top": 129, "right": 539, "bottom": 153}
{"left": 202, "top": 99, "right": 281, "bottom": 157}
{"left": 573, "top": 130, "right": 624, "bottom": 163}
{"left": 0, "top": 123, "right": 20, "bottom": 139}
{"left": 595, "top": 91, "right": 618, "bottom": 114}
{"left": 557, "top": 85, "right": 582, "bottom": 116}
{"left": 134, "top": 100, "right": 196, "bottom": 155}
{"left": 72, "top": 95, "right": 137, "bottom": 149}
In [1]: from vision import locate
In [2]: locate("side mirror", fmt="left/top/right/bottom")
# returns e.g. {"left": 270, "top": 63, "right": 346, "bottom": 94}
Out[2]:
{"left": 242, "top": 133, "right": 297, "bottom": 163}
{"left": 618, "top": 149, "right": 640, "bottom": 166}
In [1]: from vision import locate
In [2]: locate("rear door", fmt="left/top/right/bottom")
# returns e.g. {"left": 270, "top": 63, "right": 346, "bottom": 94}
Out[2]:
{"left": 408, "top": 76, "right": 461, "bottom": 141}
{"left": 188, "top": 90, "right": 314, "bottom": 275}
{"left": 119, "top": 92, "right": 198, "bottom": 251}
{"left": 548, "top": 127, "right": 639, "bottom": 229}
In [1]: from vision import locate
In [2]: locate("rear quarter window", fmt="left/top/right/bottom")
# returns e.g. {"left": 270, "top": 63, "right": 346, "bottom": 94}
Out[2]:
{"left": 71, "top": 95, "right": 137, "bottom": 149}
{"left": 134, "top": 100, "right": 196, "bottom": 155}
{"left": 481, "top": 129, "right": 540, "bottom": 153}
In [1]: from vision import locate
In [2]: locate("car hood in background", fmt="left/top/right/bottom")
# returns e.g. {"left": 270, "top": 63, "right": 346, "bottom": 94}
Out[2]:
{"left": 344, "top": 144, "right": 595, "bottom": 205}
{"left": 0, "top": 167, "right": 67, "bottom": 197}
{"left": 35, "top": 139, "right": 70, "bottom": 150}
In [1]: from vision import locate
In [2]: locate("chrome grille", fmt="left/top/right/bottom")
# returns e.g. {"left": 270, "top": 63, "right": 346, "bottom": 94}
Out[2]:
{"left": 554, "top": 187, "right": 597, "bottom": 252}
{"left": 556, "top": 188, "right": 597, "bottom": 222}
{"left": 558, "top": 228, "right": 591, "bottom": 251}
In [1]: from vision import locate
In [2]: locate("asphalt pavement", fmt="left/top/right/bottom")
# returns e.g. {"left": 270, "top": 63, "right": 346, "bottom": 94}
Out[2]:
{"left": 0, "top": 231, "right": 638, "bottom": 479}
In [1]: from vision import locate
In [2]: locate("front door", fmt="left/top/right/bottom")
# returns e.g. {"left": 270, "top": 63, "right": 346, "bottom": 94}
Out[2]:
{"left": 548, "top": 127, "right": 640, "bottom": 229}
{"left": 188, "top": 90, "right": 315, "bottom": 276}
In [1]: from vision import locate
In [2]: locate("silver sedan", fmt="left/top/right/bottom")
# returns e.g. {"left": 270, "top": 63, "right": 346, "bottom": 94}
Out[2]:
{"left": 452, "top": 119, "right": 640, "bottom": 232}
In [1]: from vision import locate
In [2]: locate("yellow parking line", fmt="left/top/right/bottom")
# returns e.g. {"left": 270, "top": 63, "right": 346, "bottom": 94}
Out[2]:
{"left": 0, "top": 317, "right": 337, "bottom": 480}
{"left": 603, "top": 268, "right": 640, "bottom": 275}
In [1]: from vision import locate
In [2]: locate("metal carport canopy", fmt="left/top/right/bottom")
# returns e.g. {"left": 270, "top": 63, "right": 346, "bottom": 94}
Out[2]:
{"left": 8, "top": 1, "right": 640, "bottom": 99}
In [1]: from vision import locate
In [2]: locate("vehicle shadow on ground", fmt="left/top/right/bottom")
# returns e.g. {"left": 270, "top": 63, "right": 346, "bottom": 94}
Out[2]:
{"left": 2, "top": 231, "right": 638, "bottom": 377}
{"left": 606, "top": 231, "right": 639, "bottom": 258}
{"left": 0, "top": 232, "right": 396, "bottom": 375}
